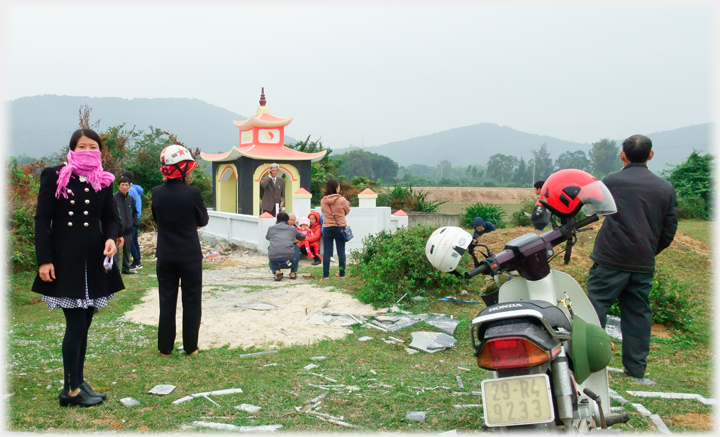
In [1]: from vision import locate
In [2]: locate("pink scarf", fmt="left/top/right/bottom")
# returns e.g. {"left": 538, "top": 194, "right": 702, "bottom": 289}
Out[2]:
{"left": 55, "top": 150, "right": 115, "bottom": 199}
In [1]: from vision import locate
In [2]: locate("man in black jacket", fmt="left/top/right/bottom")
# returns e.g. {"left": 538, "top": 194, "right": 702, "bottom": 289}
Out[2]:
{"left": 113, "top": 177, "right": 138, "bottom": 274}
{"left": 152, "top": 145, "right": 209, "bottom": 357}
{"left": 587, "top": 134, "right": 677, "bottom": 383}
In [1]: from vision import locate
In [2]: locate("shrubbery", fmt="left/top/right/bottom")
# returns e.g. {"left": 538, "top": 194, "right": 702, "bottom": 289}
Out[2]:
{"left": 350, "top": 225, "right": 479, "bottom": 306}
{"left": 461, "top": 202, "right": 506, "bottom": 228}
{"left": 510, "top": 197, "right": 536, "bottom": 227}
{"left": 7, "top": 158, "right": 40, "bottom": 273}
{"left": 376, "top": 183, "right": 444, "bottom": 212}
{"left": 606, "top": 270, "right": 693, "bottom": 331}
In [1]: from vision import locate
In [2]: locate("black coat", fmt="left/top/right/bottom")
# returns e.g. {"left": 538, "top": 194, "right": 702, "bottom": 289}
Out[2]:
{"left": 590, "top": 163, "right": 678, "bottom": 273}
{"left": 151, "top": 179, "right": 209, "bottom": 262}
{"left": 32, "top": 166, "right": 125, "bottom": 298}
{"left": 114, "top": 191, "right": 138, "bottom": 236}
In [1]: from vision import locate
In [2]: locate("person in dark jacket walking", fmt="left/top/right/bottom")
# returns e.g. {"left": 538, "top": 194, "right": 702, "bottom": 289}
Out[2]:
{"left": 586, "top": 134, "right": 678, "bottom": 383}
{"left": 152, "top": 145, "right": 209, "bottom": 357}
{"left": 113, "top": 177, "right": 138, "bottom": 274}
{"left": 266, "top": 212, "right": 306, "bottom": 281}
{"left": 32, "top": 129, "right": 124, "bottom": 407}
{"left": 122, "top": 170, "right": 144, "bottom": 269}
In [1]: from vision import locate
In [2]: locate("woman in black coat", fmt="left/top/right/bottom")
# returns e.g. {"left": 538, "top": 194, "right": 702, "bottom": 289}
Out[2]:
{"left": 32, "top": 129, "right": 125, "bottom": 407}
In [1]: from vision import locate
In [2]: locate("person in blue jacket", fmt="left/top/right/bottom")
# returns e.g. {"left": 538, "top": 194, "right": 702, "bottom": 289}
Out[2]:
{"left": 122, "top": 171, "right": 144, "bottom": 269}
{"left": 472, "top": 216, "right": 496, "bottom": 242}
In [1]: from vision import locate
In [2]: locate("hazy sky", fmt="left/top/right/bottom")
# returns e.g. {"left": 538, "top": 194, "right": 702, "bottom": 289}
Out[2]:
{"left": 2, "top": 1, "right": 716, "bottom": 150}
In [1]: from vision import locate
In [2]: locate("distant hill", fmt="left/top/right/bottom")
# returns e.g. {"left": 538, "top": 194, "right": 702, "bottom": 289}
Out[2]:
{"left": 337, "top": 122, "right": 712, "bottom": 173}
{"left": 6, "top": 95, "right": 297, "bottom": 159}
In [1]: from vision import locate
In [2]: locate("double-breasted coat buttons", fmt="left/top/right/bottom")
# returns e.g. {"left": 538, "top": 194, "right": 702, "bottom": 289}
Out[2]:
{"left": 68, "top": 211, "right": 74, "bottom": 216}
{"left": 84, "top": 223, "right": 89, "bottom": 227}
{"left": 68, "top": 222, "right": 73, "bottom": 227}
{"left": 85, "top": 200, "right": 90, "bottom": 204}
{"left": 84, "top": 211, "right": 88, "bottom": 215}
{"left": 70, "top": 200, "right": 75, "bottom": 204}
{"left": 84, "top": 188, "right": 90, "bottom": 192}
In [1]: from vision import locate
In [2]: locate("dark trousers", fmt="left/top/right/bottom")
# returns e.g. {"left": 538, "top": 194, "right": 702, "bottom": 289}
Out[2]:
{"left": 130, "top": 225, "right": 141, "bottom": 266}
{"left": 61, "top": 307, "right": 95, "bottom": 391}
{"left": 269, "top": 245, "right": 301, "bottom": 274}
{"left": 114, "top": 232, "right": 133, "bottom": 272}
{"left": 586, "top": 262, "right": 654, "bottom": 378}
{"left": 157, "top": 259, "right": 203, "bottom": 355}
{"left": 322, "top": 227, "right": 346, "bottom": 279}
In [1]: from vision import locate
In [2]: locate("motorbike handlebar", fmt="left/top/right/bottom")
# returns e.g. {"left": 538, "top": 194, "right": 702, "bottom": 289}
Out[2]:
{"left": 464, "top": 261, "right": 491, "bottom": 279}
{"left": 575, "top": 214, "right": 599, "bottom": 230}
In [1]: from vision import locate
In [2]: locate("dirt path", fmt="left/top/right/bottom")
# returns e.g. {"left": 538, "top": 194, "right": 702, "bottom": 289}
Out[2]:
{"left": 123, "top": 253, "right": 378, "bottom": 351}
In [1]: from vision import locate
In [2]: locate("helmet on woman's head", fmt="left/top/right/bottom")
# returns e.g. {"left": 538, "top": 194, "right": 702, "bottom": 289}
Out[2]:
{"left": 425, "top": 226, "right": 473, "bottom": 272}
{"left": 160, "top": 145, "right": 197, "bottom": 180}
{"left": 539, "top": 169, "right": 617, "bottom": 218}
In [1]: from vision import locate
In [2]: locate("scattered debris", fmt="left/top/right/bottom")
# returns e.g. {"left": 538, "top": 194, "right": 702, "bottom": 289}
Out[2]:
{"left": 304, "top": 363, "right": 319, "bottom": 370}
{"left": 408, "top": 331, "right": 457, "bottom": 353}
{"left": 388, "top": 336, "right": 404, "bottom": 343}
{"left": 192, "top": 421, "right": 282, "bottom": 432}
{"left": 235, "top": 301, "right": 279, "bottom": 311}
{"left": 119, "top": 397, "right": 141, "bottom": 407}
{"left": 309, "top": 356, "right": 327, "bottom": 361}
{"left": 202, "top": 394, "right": 221, "bottom": 407}
{"left": 372, "top": 314, "right": 428, "bottom": 332}
{"left": 327, "top": 419, "right": 358, "bottom": 428}
{"left": 369, "top": 369, "right": 377, "bottom": 375}
{"left": 607, "top": 367, "right": 624, "bottom": 373}
{"left": 239, "top": 350, "right": 278, "bottom": 359}
{"left": 649, "top": 414, "right": 672, "bottom": 434}
{"left": 406, "top": 411, "right": 427, "bottom": 422}
{"left": 456, "top": 376, "right": 464, "bottom": 390}
{"left": 627, "top": 391, "right": 717, "bottom": 405}
{"left": 605, "top": 315, "right": 622, "bottom": 340}
{"left": 405, "top": 348, "right": 419, "bottom": 355}
{"left": 278, "top": 328, "right": 294, "bottom": 337}
{"left": 425, "top": 315, "right": 461, "bottom": 336}
{"left": 172, "top": 388, "right": 244, "bottom": 404}
{"left": 453, "top": 404, "right": 482, "bottom": 409}
{"left": 306, "top": 410, "right": 344, "bottom": 421}
{"left": 631, "top": 403, "right": 653, "bottom": 417}
{"left": 45, "top": 385, "right": 52, "bottom": 390}
{"left": 322, "top": 300, "right": 331, "bottom": 309}
{"left": 457, "top": 367, "right": 470, "bottom": 371}
{"left": 148, "top": 385, "right": 176, "bottom": 395}
{"left": 358, "top": 336, "right": 373, "bottom": 342}
{"left": 309, "top": 391, "right": 328, "bottom": 404}
{"left": 608, "top": 389, "right": 630, "bottom": 405}
{"left": 236, "top": 403, "right": 262, "bottom": 413}
{"left": 412, "top": 296, "right": 425, "bottom": 301}
{"left": 307, "top": 312, "right": 333, "bottom": 325}
{"left": 306, "top": 372, "right": 337, "bottom": 383}
{"left": 263, "top": 363, "right": 278, "bottom": 367}
{"left": 438, "top": 297, "right": 477, "bottom": 304}
{"left": 397, "top": 293, "right": 408, "bottom": 303}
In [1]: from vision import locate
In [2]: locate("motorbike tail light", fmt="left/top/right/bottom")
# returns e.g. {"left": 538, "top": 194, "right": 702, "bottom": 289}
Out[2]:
{"left": 477, "top": 337, "right": 552, "bottom": 370}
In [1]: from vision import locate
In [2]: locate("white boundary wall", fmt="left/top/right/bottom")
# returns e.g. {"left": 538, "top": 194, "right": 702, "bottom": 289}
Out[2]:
{"left": 198, "top": 206, "right": 408, "bottom": 256}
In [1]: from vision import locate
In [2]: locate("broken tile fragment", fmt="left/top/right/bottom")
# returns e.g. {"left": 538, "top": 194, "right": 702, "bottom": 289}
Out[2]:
{"left": 456, "top": 376, "right": 464, "bottom": 390}
{"left": 192, "top": 421, "right": 282, "bottom": 432}
{"left": 235, "top": 403, "right": 261, "bottom": 413}
{"left": 626, "top": 390, "right": 717, "bottom": 405}
{"left": 307, "top": 312, "right": 333, "bottom": 325}
{"left": 304, "top": 363, "right": 319, "bottom": 370}
{"left": 148, "top": 385, "right": 176, "bottom": 395}
{"left": 358, "top": 336, "right": 373, "bottom": 342}
{"left": 405, "top": 348, "right": 419, "bottom": 355}
{"left": 648, "top": 414, "right": 672, "bottom": 434}
{"left": 406, "top": 411, "right": 426, "bottom": 422}
{"left": 453, "top": 404, "right": 482, "bottom": 409}
{"left": 309, "top": 356, "right": 327, "bottom": 361}
{"left": 425, "top": 315, "right": 461, "bottom": 336}
{"left": 408, "top": 332, "right": 457, "bottom": 353}
{"left": 631, "top": 403, "right": 653, "bottom": 417}
{"left": 119, "top": 397, "right": 140, "bottom": 407}
{"left": 239, "top": 350, "right": 278, "bottom": 358}
{"left": 608, "top": 389, "right": 630, "bottom": 405}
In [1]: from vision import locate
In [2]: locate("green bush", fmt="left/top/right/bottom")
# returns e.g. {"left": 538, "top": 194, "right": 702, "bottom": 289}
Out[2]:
{"left": 7, "top": 158, "right": 40, "bottom": 273}
{"left": 511, "top": 197, "right": 536, "bottom": 227}
{"left": 606, "top": 270, "right": 693, "bottom": 331}
{"left": 350, "top": 225, "right": 478, "bottom": 306}
{"left": 677, "top": 196, "right": 708, "bottom": 220}
{"left": 377, "top": 183, "right": 444, "bottom": 212}
{"left": 461, "top": 202, "right": 506, "bottom": 228}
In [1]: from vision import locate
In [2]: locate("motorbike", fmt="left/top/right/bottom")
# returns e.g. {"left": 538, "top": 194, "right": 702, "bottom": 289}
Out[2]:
{"left": 425, "top": 171, "right": 631, "bottom": 432}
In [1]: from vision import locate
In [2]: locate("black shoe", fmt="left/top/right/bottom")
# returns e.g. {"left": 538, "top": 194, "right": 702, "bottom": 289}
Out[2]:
{"left": 80, "top": 382, "right": 107, "bottom": 400}
{"left": 623, "top": 368, "right": 643, "bottom": 378}
{"left": 312, "top": 259, "right": 321, "bottom": 266}
{"left": 122, "top": 270, "right": 136, "bottom": 275}
{"left": 130, "top": 264, "right": 143, "bottom": 270}
{"left": 59, "top": 389, "right": 103, "bottom": 407}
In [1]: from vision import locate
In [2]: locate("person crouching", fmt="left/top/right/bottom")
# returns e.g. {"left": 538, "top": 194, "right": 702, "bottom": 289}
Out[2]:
{"left": 266, "top": 212, "right": 306, "bottom": 281}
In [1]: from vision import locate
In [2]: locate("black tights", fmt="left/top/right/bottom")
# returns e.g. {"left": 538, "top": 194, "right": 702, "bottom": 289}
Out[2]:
{"left": 61, "top": 307, "right": 95, "bottom": 392}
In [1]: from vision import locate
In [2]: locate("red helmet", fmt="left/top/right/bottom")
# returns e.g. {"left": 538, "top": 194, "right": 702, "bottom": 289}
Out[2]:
{"left": 539, "top": 169, "right": 616, "bottom": 218}
{"left": 160, "top": 145, "right": 197, "bottom": 180}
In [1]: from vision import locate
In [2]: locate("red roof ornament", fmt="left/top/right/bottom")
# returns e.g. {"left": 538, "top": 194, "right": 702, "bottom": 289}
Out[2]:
{"left": 259, "top": 87, "right": 266, "bottom": 107}
{"left": 259, "top": 211, "right": 274, "bottom": 218}
{"left": 393, "top": 209, "right": 408, "bottom": 217}
{"left": 359, "top": 188, "right": 376, "bottom": 195}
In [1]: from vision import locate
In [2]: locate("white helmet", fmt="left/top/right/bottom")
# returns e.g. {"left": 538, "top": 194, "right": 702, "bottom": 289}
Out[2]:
{"left": 425, "top": 226, "right": 473, "bottom": 272}
{"left": 160, "top": 144, "right": 195, "bottom": 165}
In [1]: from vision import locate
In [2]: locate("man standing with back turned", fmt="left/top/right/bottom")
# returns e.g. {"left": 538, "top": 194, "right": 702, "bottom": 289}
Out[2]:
{"left": 586, "top": 134, "right": 677, "bottom": 384}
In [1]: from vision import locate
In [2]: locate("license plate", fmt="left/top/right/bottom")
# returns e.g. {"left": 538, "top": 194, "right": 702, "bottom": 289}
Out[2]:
{"left": 482, "top": 374, "right": 555, "bottom": 427}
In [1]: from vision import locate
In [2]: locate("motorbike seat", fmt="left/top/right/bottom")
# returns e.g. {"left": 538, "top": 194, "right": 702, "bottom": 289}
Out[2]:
{"left": 478, "top": 299, "right": 572, "bottom": 333}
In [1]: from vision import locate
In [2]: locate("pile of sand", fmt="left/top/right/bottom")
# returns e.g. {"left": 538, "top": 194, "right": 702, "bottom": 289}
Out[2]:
{"left": 123, "top": 253, "right": 378, "bottom": 351}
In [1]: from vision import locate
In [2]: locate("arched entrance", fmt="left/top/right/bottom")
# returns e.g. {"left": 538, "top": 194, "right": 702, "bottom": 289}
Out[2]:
{"left": 253, "top": 163, "right": 300, "bottom": 215}
{"left": 216, "top": 163, "right": 238, "bottom": 213}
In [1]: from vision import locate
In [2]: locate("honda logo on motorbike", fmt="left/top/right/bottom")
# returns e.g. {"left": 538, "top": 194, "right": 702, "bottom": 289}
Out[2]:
{"left": 488, "top": 303, "right": 523, "bottom": 312}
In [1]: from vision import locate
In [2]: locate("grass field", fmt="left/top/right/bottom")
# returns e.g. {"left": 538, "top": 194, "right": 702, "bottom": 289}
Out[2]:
{"left": 5, "top": 219, "right": 714, "bottom": 433}
{"left": 437, "top": 202, "right": 524, "bottom": 218}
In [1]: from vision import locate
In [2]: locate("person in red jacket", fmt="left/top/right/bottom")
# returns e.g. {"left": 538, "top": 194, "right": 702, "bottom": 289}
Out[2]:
{"left": 297, "top": 211, "right": 322, "bottom": 265}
